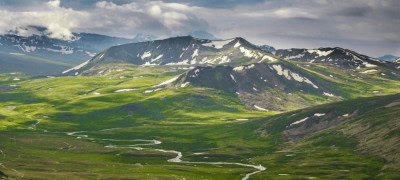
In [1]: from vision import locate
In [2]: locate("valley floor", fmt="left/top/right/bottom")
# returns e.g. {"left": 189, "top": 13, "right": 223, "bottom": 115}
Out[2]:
{"left": 0, "top": 66, "right": 400, "bottom": 179}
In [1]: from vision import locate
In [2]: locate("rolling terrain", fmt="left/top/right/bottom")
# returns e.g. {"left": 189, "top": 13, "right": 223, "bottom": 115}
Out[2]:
{"left": 0, "top": 36, "right": 399, "bottom": 179}
{"left": 0, "top": 68, "right": 399, "bottom": 179}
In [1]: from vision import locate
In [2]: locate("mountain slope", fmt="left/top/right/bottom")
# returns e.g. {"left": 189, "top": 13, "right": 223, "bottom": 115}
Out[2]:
{"left": 253, "top": 93, "right": 400, "bottom": 175}
{"left": 0, "top": 52, "right": 72, "bottom": 75}
{"left": 176, "top": 62, "right": 337, "bottom": 111}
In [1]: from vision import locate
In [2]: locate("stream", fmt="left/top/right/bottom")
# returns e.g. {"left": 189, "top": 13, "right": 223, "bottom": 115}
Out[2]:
{"left": 66, "top": 131, "right": 266, "bottom": 180}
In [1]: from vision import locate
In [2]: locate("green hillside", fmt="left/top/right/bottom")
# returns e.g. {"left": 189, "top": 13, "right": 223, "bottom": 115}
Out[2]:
{"left": 0, "top": 64, "right": 399, "bottom": 179}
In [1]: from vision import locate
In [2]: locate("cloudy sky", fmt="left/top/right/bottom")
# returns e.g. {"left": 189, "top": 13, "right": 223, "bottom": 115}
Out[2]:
{"left": 0, "top": 0, "right": 399, "bottom": 57}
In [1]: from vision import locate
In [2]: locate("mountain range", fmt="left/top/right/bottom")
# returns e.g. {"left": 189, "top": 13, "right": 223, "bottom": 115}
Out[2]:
{"left": 378, "top": 54, "right": 399, "bottom": 62}
{"left": 60, "top": 36, "right": 400, "bottom": 113}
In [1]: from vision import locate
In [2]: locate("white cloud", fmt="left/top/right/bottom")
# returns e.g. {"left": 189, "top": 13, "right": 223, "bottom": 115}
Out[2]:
{"left": 0, "top": 0, "right": 398, "bottom": 56}
{"left": 0, "top": 0, "right": 207, "bottom": 40}
{"left": 273, "top": 8, "right": 319, "bottom": 19}
{"left": 0, "top": 0, "right": 88, "bottom": 40}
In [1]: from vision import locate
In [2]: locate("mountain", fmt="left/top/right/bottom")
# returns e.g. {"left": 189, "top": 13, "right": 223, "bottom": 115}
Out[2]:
{"left": 63, "top": 36, "right": 279, "bottom": 75}
{"left": 378, "top": 54, "right": 399, "bottom": 62}
{"left": 258, "top": 45, "right": 276, "bottom": 53}
{"left": 274, "top": 47, "right": 397, "bottom": 70}
{"left": 0, "top": 26, "right": 154, "bottom": 66}
{"left": 176, "top": 62, "right": 337, "bottom": 111}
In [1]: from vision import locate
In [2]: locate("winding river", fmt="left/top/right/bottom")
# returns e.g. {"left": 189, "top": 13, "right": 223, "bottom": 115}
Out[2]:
{"left": 66, "top": 131, "right": 266, "bottom": 180}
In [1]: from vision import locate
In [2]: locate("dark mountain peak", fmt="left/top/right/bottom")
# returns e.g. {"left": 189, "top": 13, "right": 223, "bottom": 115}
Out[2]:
{"left": 378, "top": 55, "right": 398, "bottom": 62}
{"left": 258, "top": 45, "right": 276, "bottom": 53}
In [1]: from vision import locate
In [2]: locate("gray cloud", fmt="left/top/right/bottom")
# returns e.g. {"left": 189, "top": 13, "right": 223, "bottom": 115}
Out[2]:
{"left": 0, "top": 0, "right": 399, "bottom": 56}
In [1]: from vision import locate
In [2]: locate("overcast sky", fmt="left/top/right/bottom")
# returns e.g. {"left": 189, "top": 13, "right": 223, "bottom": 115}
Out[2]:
{"left": 0, "top": 0, "right": 399, "bottom": 57}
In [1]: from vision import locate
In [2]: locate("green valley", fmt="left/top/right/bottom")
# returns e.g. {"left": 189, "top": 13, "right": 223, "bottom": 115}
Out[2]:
{"left": 0, "top": 61, "right": 399, "bottom": 179}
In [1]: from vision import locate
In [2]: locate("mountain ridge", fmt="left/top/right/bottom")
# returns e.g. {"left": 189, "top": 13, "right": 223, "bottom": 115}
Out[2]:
{"left": 63, "top": 36, "right": 280, "bottom": 75}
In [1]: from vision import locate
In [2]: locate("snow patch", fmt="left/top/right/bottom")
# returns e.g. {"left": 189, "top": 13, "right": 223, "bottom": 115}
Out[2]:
{"left": 234, "top": 42, "right": 241, "bottom": 48}
{"left": 363, "top": 62, "right": 377, "bottom": 68}
{"left": 62, "top": 60, "right": 90, "bottom": 74}
{"left": 153, "top": 76, "right": 180, "bottom": 87}
{"left": 323, "top": 92, "right": 334, "bottom": 97}
{"left": 360, "top": 69, "right": 377, "bottom": 74}
{"left": 85, "top": 51, "right": 96, "bottom": 57}
{"left": 180, "top": 82, "right": 190, "bottom": 88}
{"left": 218, "top": 56, "right": 230, "bottom": 64}
{"left": 240, "top": 47, "right": 254, "bottom": 58}
{"left": 151, "top": 54, "right": 163, "bottom": 62}
{"left": 192, "top": 49, "right": 199, "bottom": 58}
{"left": 290, "top": 117, "right": 309, "bottom": 126}
{"left": 143, "top": 61, "right": 158, "bottom": 66}
{"left": 166, "top": 59, "right": 189, "bottom": 65}
{"left": 230, "top": 74, "right": 237, "bottom": 83}
{"left": 261, "top": 55, "right": 278, "bottom": 62}
{"left": 141, "top": 51, "right": 151, "bottom": 59}
{"left": 307, "top": 49, "right": 333, "bottom": 56}
{"left": 9, "top": 53, "right": 25, "bottom": 56}
{"left": 254, "top": 105, "right": 268, "bottom": 111}
{"left": 314, "top": 113, "right": 326, "bottom": 117}
{"left": 285, "top": 53, "right": 305, "bottom": 60}
{"left": 47, "top": 45, "right": 73, "bottom": 54}
{"left": 114, "top": 89, "right": 136, "bottom": 93}
{"left": 144, "top": 88, "right": 163, "bottom": 94}
{"left": 272, "top": 65, "right": 283, "bottom": 76}
{"left": 233, "top": 66, "right": 245, "bottom": 71}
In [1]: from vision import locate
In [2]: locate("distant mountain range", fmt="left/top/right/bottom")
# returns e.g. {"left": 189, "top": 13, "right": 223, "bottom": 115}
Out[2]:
{"left": 0, "top": 26, "right": 154, "bottom": 65}
{"left": 378, "top": 54, "right": 399, "bottom": 62}
{"left": 0, "top": 26, "right": 157, "bottom": 75}
{"left": 274, "top": 47, "right": 396, "bottom": 70}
